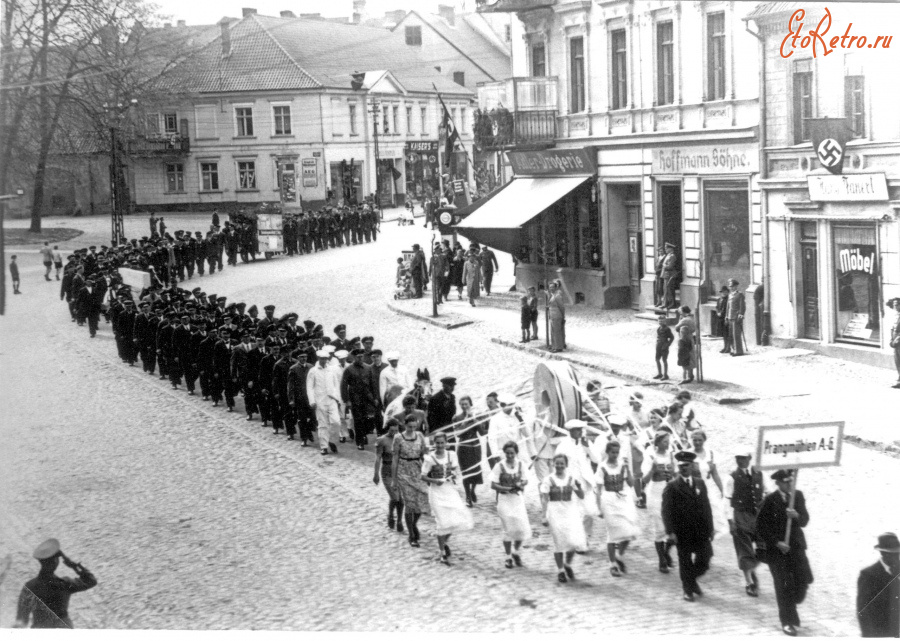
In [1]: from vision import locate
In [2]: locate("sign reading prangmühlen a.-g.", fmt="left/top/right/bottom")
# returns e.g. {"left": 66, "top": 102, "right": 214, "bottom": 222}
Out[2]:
{"left": 756, "top": 421, "right": 844, "bottom": 470}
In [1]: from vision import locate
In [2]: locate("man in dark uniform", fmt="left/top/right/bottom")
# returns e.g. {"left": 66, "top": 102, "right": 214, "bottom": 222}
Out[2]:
{"left": 156, "top": 311, "right": 176, "bottom": 381}
{"left": 272, "top": 347, "right": 295, "bottom": 439}
{"left": 258, "top": 305, "right": 277, "bottom": 335}
{"left": 715, "top": 285, "right": 731, "bottom": 353}
{"left": 230, "top": 330, "right": 258, "bottom": 420}
{"left": 194, "top": 232, "right": 207, "bottom": 276}
{"left": 340, "top": 349, "right": 379, "bottom": 449}
{"left": 133, "top": 302, "right": 155, "bottom": 373}
{"left": 14, "top": 539, "right": 97, "bottom": 629}
{"left": 426, "top": 376, "right": 457, "bottom": 437}
{"left": 287, "top": 350, "right": 315, "bottom": 446}
{"left": 259, "top": 341, "right": 282, "bottom": 430}
{"left": 170, "top": 313, "right": 193, "bottom": 389}
{"left": 724, "top": 449, "right": 766, "bottom": 597}
{"left": 297, "top": 213, "right": 310, "bottom": 254}
{"left": 480, "top": 246, "right": 499, "bottom": 296}
{"left": 661, "top": 242, "right": 679, "bottom": 309}
{"left": 183, "top": 316, "right": 202, "bottom": 396}
{"left": 205, "top": 230, "right": 219, "bottom": 275}
{"left": 369, "top": 348, "right": 388, "bottom": 435}
{"left": 857, "top": 532, "right": 900, "bottom": 637}
{"left": 662, "top": 450, "right": 714, "bottom": 602}
{"left": 119, "top": 299, "right": 137, "bottom": 365}
{"left": 331, "top": 324, "right": 350, "bottom": 352}
{"left": 726, "top": 278, "right": 747, "bottom": 357}
{"left": 756, "top": 469, "right": 813, "bottom": 636}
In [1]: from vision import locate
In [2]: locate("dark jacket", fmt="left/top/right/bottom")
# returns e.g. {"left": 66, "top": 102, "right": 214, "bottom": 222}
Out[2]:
{"left": 756, "top": 489, "right": 809, "bottom": 554}
{"left": 857, "top": 560, "right": 900, "bottom": 637}
{"left": 287, "top": 362, "right": 313, "bottom": 406}
{"left": 340, "top": 362, "right": 378, "bottom": 409}
{"left": 426, "top": 389, "right": 456, "bottom": 435}
{"left": 661, "top": 475, "right": 714, "bottom": 547}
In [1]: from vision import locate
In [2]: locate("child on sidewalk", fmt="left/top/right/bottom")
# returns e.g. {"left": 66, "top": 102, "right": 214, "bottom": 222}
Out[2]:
{"left": 677, "top": 324, "right": 696, "bottom": 384}
{"left": 9, "top": 255, "right": 21, "bottom": 294}
{"left": 653, "top": 315, "right": 674, "bottom": 380}
{"left": 520, "top": 286, "right": 539, "bottom": 342}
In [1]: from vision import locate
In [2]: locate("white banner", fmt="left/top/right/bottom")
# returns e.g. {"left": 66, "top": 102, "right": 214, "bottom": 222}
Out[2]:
{"left": 119, "top": 267, "right": 151, "bottom": 291}
{"left": 755, "top": 421, "right": 844, "bottom": 470}
{"left": 807, "top": 173, "right": 888, "bottom": 201}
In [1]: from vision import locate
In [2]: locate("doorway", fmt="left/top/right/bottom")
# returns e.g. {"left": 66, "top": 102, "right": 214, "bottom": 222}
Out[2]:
{"left": 625, "top": 197, "right": 643, "bottom": 310}
{"left": 799, "top": 222, "right": 820, "bottom": 340}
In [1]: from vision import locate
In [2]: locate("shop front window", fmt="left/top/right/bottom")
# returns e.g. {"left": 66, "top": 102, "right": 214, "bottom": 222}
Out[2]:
{"left": 704, "top": 183, "right": 750, "bottom": 299}
{"left": 833, "top": 225, "right": 879, "bottom": 345}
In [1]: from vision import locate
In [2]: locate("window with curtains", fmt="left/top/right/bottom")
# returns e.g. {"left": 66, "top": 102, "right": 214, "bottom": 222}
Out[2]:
{"left": 611, "top": 29, "right": 628, "bottom": 110}
{"left": 707, "top": 13, "right": 726, "bottom": 100}
{"left": 235, "top": 107, "right": 254, "bottom": 137}
{"left": 532, "top": 42, "right": 546, "bottom": 77}
{"left": 237, "top": 161, "right": 256, "bottom": 190}
{"left": 793, "top": 66, "right": 813, "bottom": 143}
{"left": 165, "top": 163, "right": 183, "bottom": 192}
{"left": 569, "top": 36, "right": 585, "bottom": 113}
{"left": 657, "top": 21, "right": 674, "bottom": 106}
{"left": 273, "top": 105, "right": 292, "bottom": 135}
{"left": 844, "top": 75, "right": 865, "bottom": 138}
{"left": 200, "top": 162, "right": 219, "bottom": 191}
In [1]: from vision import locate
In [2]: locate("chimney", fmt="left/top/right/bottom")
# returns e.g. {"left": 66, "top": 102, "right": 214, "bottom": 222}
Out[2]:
{"left": 280, "top": 10, "right": 295, "bottom": 18}
{"left": 242, "top": 7, "right": 257, "bottom": 17}
{"left": 163, "top": 22, "right": 172, "bottom": 28}
{"left": 299, "top": 13, "right": 321, "bottom": 19}
{"left": 219, "top": 18, "right": 232, "bottom": 56}
{"left": 177, "top": 19, "right": 186, "bottom": 27}
{"left": 438, "top": 4, "right": 455, "bottom": 26}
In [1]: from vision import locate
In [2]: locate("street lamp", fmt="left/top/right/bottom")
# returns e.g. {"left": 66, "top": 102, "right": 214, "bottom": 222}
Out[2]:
{"left": 103, "top": 98, "right": 138, "bottom": 246}
{"left": 367, "top": 97, "right": 384, "bottom": 221}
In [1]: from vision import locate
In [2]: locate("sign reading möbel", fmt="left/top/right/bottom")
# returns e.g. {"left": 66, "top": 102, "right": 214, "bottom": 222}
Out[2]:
{"left": 755, "top": 421, "right": 844, "bottom": 470}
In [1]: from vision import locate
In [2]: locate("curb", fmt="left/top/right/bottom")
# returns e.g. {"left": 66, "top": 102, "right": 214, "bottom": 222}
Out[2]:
{"left": 490, "top": 337, "right": 759, "bottom": 406}
{"left": 386, "top": 302, "right": 477, "bottom": 330}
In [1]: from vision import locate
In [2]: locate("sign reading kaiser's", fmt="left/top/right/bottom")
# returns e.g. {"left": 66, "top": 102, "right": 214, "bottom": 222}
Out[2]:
{"left": 809, "top": 118, "right": 851, "bottom": 175}
{"left": 755, "top": 421, "right": 844, "bottom": 470}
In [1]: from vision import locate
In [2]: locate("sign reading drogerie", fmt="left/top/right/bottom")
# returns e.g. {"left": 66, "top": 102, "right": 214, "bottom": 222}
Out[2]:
{"left": 756, "top": 421, "right": 844, "bottom": 470}
{"left": 507, "top": 149, "right": 596, "bottom": 176}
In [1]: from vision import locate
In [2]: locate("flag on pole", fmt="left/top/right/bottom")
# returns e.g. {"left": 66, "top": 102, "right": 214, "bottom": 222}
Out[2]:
{"left": 435, "top": 87, "right": 459, "bottom": 168}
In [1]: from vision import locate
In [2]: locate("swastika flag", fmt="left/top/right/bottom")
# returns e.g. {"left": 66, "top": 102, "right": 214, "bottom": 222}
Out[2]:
{"left": 809, "top": 118, "right": 851, "bottom": 176}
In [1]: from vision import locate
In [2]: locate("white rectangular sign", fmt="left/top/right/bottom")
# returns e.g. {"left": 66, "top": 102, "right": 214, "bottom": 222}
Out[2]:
{"left": 756, "top": 421, "right": 844, "bottom": 470}
{"left": 119, "top": 267, "right": 150, "bottom": 291}
{"left": 807, "top": 173, "right": 888, "bottom": 201}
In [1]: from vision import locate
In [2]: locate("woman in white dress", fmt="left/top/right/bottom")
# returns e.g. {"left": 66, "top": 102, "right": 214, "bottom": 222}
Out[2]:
{"left": 596, "top": 441, "right": 640, "bottom": 578}
{"left": 539, "top": 453, "right": 587, "bottom": 583}
{"left": 641, "top": 431, "right": 676, "bottom": 574}
{"left": 489, "top": 440, "right": 532, "bottom": 569}
{"left": 421, "top": 431, "right": 474, "bottom": 565}
{"left": 689, "top": 430, "right": 728, "bottom": 540}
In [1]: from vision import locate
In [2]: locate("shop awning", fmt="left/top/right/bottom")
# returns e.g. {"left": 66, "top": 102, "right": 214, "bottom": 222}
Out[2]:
{"left": 455, "top": 176, "right": 591, "bottom": 254}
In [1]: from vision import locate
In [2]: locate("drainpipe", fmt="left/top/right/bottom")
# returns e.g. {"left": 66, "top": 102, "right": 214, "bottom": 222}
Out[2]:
{"left": 744, "top": 17, "right": 770, "bottom": 346}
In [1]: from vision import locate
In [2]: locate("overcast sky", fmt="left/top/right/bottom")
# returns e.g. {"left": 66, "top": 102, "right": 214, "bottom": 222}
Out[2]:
{"left": 152, "top": 0, "right": 466, "bottom": 25}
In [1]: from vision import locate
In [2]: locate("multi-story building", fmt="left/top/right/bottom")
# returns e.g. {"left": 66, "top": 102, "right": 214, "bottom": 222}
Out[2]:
{"left": 748, "top": 3, "right": 900, "bottom": 369}
{"left": 467, "top": 0, "right": 762, "bottom": 340}
{"left": 129, "top": 9, "right": 474, "bottom": 212}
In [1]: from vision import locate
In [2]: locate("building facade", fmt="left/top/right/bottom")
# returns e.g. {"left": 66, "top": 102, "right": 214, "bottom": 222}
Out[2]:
{"left": 128, "top": 11, "right": 474, "bottom": 213}
{"left": 749, "top": 3, "right": 900, "bottom": 369}
{"left": 475, "top": 0, "right": 762, "bottom": 338}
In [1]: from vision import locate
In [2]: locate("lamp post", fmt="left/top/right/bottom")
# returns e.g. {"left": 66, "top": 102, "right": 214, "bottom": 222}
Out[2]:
{"left": 367, "top": 97, "right": 384, "bottom": 220}
{"left": 103, "top": 98, "right": 137, "bottom": 246}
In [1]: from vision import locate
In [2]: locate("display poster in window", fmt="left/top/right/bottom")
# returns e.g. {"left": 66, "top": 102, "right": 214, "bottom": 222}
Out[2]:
{"left": 835, "top": 241, "right": 879, "bottom": 343}
{"left": 301, "top": 158, "right": 317, "bottom": 188}
{"left": 280, "top": 168, "right": 297, "bottom": 203}
{"left": 404, "top": 142, "right": 439, "bottom": 202}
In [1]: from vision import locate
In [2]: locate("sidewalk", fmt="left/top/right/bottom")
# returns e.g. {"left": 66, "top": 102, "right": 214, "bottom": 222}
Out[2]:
{"left": 389, "top": 293, "right": 900, "bottom": 454}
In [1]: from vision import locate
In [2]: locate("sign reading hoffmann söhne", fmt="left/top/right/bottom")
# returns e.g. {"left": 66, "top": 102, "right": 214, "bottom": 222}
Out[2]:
{"left": 755, "top": 421, "right": 844, "bottom": 470}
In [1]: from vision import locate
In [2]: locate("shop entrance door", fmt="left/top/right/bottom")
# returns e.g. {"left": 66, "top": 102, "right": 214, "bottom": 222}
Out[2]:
{"left": 659, "top": 184, "right": 683, "bottom": 306}
{"left": 626, "top": 199, "right": 642, "bottom": 310}
{"left": 799, "top": 222, "right": 819, "bottom": 340}
{"left": 801, "top": 243, "right": 820, "bottom": 339}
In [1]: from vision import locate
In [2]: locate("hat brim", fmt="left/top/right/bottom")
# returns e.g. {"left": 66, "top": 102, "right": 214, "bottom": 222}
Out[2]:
{"left": 875, "top": 544, "right": 900, "bottom": 553}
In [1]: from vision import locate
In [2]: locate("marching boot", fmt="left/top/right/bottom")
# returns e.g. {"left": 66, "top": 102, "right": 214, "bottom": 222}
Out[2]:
{"left": 664, "top": 540, "right": 675, "bottom": 568}
{"left": 655, "top": 542, "right": 670, "bottom": 574}
{"left": 395, "top": 500, "right": 405, "bottom": 533}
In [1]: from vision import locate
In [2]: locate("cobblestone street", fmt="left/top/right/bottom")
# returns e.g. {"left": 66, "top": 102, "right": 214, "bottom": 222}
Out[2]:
{"left": 1, "top": 218, "right": 898, "bottom": 633}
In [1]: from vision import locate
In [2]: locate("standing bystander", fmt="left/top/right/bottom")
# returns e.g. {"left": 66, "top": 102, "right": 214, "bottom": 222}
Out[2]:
{"left": 9, "top": 255, "right": 21, "bottom": 294}
{"left": 857, "top": 532, "right": 900, "bottom": 637}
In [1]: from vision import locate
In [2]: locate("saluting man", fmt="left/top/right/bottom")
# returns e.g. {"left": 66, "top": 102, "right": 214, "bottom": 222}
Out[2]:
{"left": 15, "top": 539, "right": 97, "bottom": 629}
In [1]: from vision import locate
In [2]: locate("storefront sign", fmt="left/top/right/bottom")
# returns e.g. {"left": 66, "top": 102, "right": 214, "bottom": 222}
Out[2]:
{"left": 838, "top": 245, "right": 876, "bottom": 275}
{"left": 756, "top": 421, "right": 844, "bottom": 470}
{"left": 406, "top": 141, "right": 438, "bottom": 152}
{"left": 841, "top": 313, "right": 874, "bottom": 339}
{"left": 301, "top": 158, "right": 317, "bottom": 188}
{"left": 807, "top": 173, "right": 888, "bottom": 201}
{"left": 508, "top": 148, "right": 596, "bottom": 176}
{"left": 651, "top": 144, "right": 758, "bottom": 175}
{"left": 451, "top": 179, "right": 469, "bottom": 207}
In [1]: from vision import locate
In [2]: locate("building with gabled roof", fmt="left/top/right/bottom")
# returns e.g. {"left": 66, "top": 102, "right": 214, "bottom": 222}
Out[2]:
{"left": 128, "top": 8, "right": 474, "bottom": 212}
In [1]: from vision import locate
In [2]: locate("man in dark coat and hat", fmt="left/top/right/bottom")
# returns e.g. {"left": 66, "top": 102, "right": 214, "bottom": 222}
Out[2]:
{"left": 662, "top": 450, "right": 714, "bottom": 602}
{"left": 755, "top": 469, "right": 813, "bottom": 637}
{"left": 426, "top": 377, "right": 457, "bottom": 437}
{"left": 857, "top": 532, "right": 900, "bottom": 637}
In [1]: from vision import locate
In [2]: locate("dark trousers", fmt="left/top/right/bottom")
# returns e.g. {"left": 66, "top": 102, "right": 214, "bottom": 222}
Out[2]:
{"left": 140, "top": 344, "right": 156, "bottom": 374}
{"left": 198, "top": 370, "right": 210, "bottom": 398}
{"left": 207, "top": 257, "right": 217, "bottom": 274}
{"left": 728, "top": 319, "right": 745, "bottom": 355}
{"left": 664, "top": 274, "right": 678, "bottom": 309}
{"left": 243, "top": 384, "right": 259, "bottom": 415}
{"left": 434, "top": 276, "right": 446, "bottom": 302}
{"left": 294, "top": 402, "right": 316, "bottom": 441}
{"left": 372, "top": 410, "right": 385, "bottom": 436}
{"left": 169, "top": 360, "right": 183, "bottom": 386}
{"left": 270, "top": 394, "right": 284, "bottom": 430}
{"left": 87, "top": 312, "right": 100, "bottom": 337}
{"left": 186, "top": 260, "right": 194, "bottom": 278}
{"left": 280, "top": 399, "right": 296, "bottom": 436}
{"left": 412, "top": 272, "right": 423, "bottom": 297}
{"left": 184, "top": 364, "right": 198, "bottom": 393}
{"left": 208, "top": 373, "right": 223, "bottom": 402}
{"left": 768, "top": 552, "right": 809, "bottom": 626}
{"left": 223, "top": 377, "right": 236, "bottom": 408}
{"left": 483, "top": 270, "right": 494, "bottom": 295}
{"left": 349, "top": 405, "right": 374, "bottom": 446}
{"left": 259, "top": 390, "right": 272, "bottom": 423}
{"left": 196, "top": 258, "right": 205, "bottom": 276}
{"left": 676, "top": 540, "right": 713, "bottom": 594}
{"left": 441, "top": 277, "right": 451, "bottom": 300}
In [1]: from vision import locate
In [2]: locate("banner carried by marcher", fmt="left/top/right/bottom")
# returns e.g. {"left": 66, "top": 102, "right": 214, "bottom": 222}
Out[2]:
{"left": 755, "top": 421, "right": 844, "bottom": 470}
{"left": 119, "top": 267, "right": 150, "bottom": 292}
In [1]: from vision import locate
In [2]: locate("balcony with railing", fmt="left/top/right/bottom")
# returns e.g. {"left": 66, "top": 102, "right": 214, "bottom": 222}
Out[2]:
{"left": 475, "top": 0, "right": 556, "bottom": 13}
{"left": 474, "top": 77, "right": 558, "bottom": 150}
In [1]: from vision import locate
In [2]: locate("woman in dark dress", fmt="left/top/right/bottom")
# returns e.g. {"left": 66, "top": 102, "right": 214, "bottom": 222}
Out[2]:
{"left": 448, "top": 248, "right": 465, "bottom": 300}
{"left": 453, "top": 395, "right": 487, "bottom": 507}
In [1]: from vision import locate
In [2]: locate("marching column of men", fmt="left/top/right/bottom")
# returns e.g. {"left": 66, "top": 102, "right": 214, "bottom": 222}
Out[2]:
{"left": 277, "top": 205, "right": 380, "bottom": 257}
